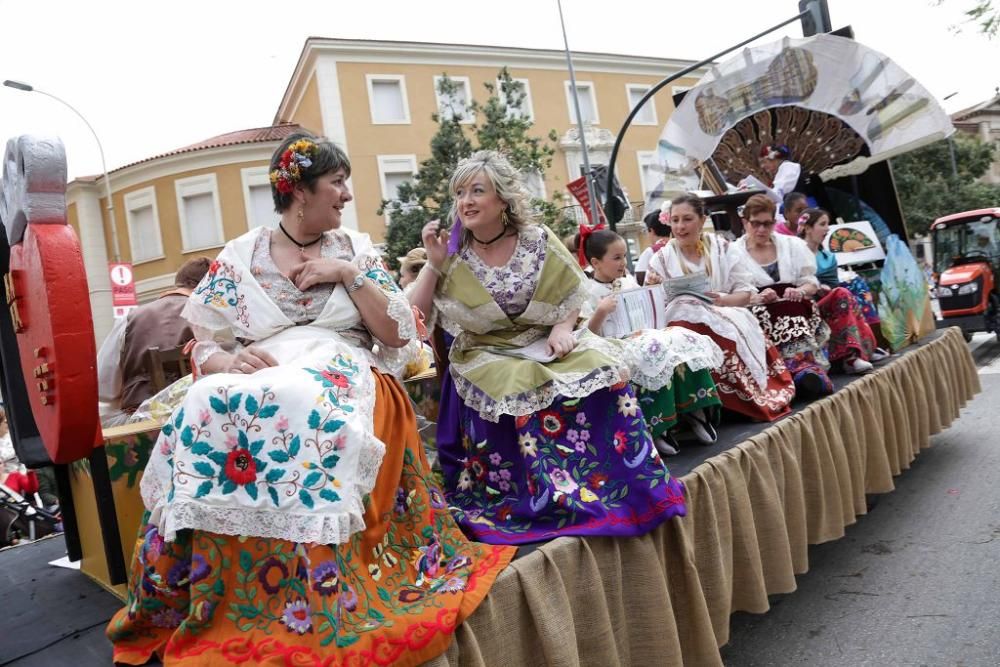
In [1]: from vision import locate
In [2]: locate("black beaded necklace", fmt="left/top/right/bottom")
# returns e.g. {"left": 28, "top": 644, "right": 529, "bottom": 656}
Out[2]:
{"left": 278, "top": 222, "right": 324, "bottom": 252}
{"left": 470, "top": 226, "right": 510, "bottom": 246}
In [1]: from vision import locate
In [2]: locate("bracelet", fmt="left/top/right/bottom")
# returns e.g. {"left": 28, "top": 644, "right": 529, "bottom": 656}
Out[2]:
{"left": 347, "top": 272, "right": 366, "bottom": 293}
{"left": 424, "top": 262, "right": 442, "bottom": 278}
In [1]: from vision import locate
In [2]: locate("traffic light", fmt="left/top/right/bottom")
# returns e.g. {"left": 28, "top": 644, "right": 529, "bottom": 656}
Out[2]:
{"left": 799, "top": 0, "right": 832, "bottom": 36}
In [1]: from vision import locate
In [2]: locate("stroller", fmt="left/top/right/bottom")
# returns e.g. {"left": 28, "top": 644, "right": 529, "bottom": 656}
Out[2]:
{"left": 0, "top": 478, "right": 62, "bottom": 548}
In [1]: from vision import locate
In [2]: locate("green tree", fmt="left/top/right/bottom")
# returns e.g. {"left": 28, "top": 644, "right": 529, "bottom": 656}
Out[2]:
{"left": 379, "top": 69, "right": 561, "bottom": 269}
{"left": 891, "top": 133, "right": 1000, "bottom": 236}
{"left": 936, "top": 0, "right": 1000, "bottom": 37}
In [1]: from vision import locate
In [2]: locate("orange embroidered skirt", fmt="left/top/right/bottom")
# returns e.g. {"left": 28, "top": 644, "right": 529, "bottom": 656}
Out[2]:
{"left": 108, "top": 370, "right": 514, "bottom": 666}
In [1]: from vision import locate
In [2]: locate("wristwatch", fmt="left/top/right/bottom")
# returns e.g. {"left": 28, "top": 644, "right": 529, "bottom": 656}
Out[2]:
{"left": 346, "top": 272, "right": 366, "bottom": 293}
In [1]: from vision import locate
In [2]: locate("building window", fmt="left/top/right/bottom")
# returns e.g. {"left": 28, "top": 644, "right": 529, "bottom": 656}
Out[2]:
{"left": 377, "top": 155, "right": 418, "bottom": 224}
{"left": 123, "top": 186, "right": 163, "bottom": 264}
{"left": 433, "top": 75, "right": 473, "bottom": 124}
{"left": 497, "top": 77, "right": 534, "bottom": 120}
{"left": 564, "top": 81, "right": 599, "bottom": 124}
{"left": 636, "top": 151, "right": 661, "bottom": 200}
{"left": 174, "top": 174, "right": 225, "bottom": 252}
{"left": 366, "top": 75, "right": 411, "bottom": 125}
{"left": 241, "top": 166, "right": 277, "bottom": 230}
{"left": 626, "top": 84, "right": 657, "bottom": 126}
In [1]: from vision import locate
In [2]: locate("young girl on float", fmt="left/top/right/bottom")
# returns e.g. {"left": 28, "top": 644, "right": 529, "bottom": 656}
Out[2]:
{"left": 577, "top": 226, "right": 724, "bottom": 456}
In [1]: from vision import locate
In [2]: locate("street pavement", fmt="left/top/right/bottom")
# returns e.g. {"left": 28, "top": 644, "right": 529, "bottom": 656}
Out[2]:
{"left": 721, "top": 332, "right": 1000, "bottom": 667}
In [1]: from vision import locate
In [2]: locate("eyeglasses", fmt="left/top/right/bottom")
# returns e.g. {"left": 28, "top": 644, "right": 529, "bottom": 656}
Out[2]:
{"left": 747, "top": 219, "right": 775, "bottom": 228}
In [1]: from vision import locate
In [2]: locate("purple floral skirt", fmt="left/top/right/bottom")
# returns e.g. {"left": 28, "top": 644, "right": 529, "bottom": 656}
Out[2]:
{"left": 437, "top": 373, "right": 686, "bottom": 545}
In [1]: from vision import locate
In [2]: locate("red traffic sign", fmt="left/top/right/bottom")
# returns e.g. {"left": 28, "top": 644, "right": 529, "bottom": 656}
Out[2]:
{"left": 109, "top": 262, "right": 137, "bottom": 307}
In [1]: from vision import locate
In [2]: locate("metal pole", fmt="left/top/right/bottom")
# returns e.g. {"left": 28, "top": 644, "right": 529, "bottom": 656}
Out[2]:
{"left": 603, "top": 10, "right": 810, "bottom": 229}
{"left": 3, "top": 81, "right": 121, "bottom": 261}
{"left": 556, "top": 0, "right": 603, "bottom": 226}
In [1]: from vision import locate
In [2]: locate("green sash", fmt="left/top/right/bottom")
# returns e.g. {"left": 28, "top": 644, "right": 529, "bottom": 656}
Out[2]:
{"left": 435, "top": 227, "right": 630, "bottom": 421}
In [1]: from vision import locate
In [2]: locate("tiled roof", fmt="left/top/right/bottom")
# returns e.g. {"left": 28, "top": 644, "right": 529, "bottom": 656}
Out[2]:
{"left": 951, "top": 94, "right": 1000, "bottom": 122}
{"left": 111, "top": 123, "right": 301, "bottom": 173}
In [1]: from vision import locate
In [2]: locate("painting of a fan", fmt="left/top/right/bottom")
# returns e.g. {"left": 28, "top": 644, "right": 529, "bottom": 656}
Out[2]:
{"left": 823, "top": 221, "right": 886, "bottom": 266}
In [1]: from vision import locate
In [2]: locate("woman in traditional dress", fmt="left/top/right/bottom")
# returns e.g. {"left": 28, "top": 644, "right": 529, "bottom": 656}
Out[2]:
{"left": 107, "top": 133, "right": 513, "bottom": 667}
{"left": 646, "top": 193, "right": 796, "bottom": 422}
{"left": 797, "top": 207, "right": 883, "bottom": 370}
{"left": 732, "top": 194, "right": 836, "bottom": 396}
{"left": 408, "top": 150, "right": 686, "bottom": 545}
{"left": 578, "top": 226, "right": 723, "bottom": 456}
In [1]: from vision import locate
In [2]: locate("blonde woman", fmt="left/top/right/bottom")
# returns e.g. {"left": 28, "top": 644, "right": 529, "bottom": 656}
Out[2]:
{"left": 409, "top": 150, "right": 686, "bottom": 545}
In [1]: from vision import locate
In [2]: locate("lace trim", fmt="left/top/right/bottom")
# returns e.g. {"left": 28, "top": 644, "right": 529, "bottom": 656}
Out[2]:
{"left": 627, "top": 330, "right": 725, "bottom": 391}
{"left": 451, "top": 364, "right": 630, "bottom": 422}
{"left": 151, "top": 498, "right": 367, "bottom": 545}
{"left": 143, "top": 428, "right": 385, "bottom": 545}
{"left": 518, "top": 280, "right": 590, "bottom": 326}
{"left": 385, "top": 289, "right": 418, "bottom": 342}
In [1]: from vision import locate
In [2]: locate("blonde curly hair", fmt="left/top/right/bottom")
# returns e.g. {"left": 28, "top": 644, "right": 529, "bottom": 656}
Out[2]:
{"left": 447, "top": 150, "right": 535, "bottom": 249}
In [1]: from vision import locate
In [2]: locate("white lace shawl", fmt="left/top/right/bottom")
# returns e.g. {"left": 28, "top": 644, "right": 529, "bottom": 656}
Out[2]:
{"left": 732, "top": 233, "right": 820, "bottom": 289}
{"left": 649, "top": 236, "right": 770, "bottom": 389}
{"left": 183, "top": 226, "right": 418, "bottom": 377}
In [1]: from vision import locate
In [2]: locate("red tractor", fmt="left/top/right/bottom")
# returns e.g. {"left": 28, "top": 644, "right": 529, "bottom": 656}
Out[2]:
{"left": 932, "top": 207, "right": 1000, "bottom": 342}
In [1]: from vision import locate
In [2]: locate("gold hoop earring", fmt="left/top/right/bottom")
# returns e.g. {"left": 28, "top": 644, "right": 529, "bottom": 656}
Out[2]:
{"left": 501, "top": 208, "right": 510, "bottom": 227}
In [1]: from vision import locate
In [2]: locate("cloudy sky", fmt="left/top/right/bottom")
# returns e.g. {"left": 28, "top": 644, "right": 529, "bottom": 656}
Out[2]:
{"left": 1, "top": 0, "right": 997, "bottom": 180}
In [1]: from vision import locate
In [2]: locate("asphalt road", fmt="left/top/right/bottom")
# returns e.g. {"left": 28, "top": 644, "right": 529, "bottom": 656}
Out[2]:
{"left": 721, "top": 332, "right": 1000, "bottom": 667}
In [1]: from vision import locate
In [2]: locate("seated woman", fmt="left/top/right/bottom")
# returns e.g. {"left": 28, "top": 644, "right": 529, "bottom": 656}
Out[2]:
{"left": 107, "top": 133, "right": 513, "bottom": 666}
{"left": 578, "top": 227, "right": 723, "bottom": 456}
{"left": 409, "top": 150, "right": 686, "bottom": 545}
{"left": 733, "top": 194, "right": 836, "bottom": 396}
{"left": 646, "top": 193, "right": 795, "bottom": 422}
{"left": 797, "top": 208, "right": 881, "bottom": 370}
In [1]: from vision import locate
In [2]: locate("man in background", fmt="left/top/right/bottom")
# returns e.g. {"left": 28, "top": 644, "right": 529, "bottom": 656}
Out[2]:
{"left": 97, "top": 257, "right": 210, "bottom": 426}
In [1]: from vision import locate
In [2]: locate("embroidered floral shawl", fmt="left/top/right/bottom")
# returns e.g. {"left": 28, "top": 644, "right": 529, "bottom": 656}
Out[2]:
{"left": 141, "top": 227, "right": 419, "bottom": 544}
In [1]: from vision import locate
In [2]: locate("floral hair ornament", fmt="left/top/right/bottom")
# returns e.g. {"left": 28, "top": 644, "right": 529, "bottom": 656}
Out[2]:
{"left": 658, "top": 199, "right": 672, "bottom": 225}
{"left": 797, "top": 212, "right": 812, "bottom": 226}
{"left": 577, "top": 221, "right": 606, "bottom": 268}
{"left": 269, "top": 139, "right": 317, "bottom": 194}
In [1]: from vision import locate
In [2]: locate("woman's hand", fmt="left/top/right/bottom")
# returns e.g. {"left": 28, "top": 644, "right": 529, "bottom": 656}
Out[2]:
{"left": 757, "top": 288, "right": 778, "bottom": 305}
{"left": 546, "top": 328, "right": 576, "bottom": 359}
{"left": 818, "top": 284, "right": 832, "bottom": 296}
{"left": 288, "top": 258, "right": 354, "bottom": 291}
{"left": 784, "top": 287, "right": 804, "bottom": 302}
{"left": 707, "top": 291, "right": 725, "bottom": 306}
{"left": 422, "top": 220, "right": 450, "bottom": 271}
{"left": 644, "top": 271, "right": 663, "bottom": 286}
{"left": 227, "top": 345, "right": 279, "bottom": 375}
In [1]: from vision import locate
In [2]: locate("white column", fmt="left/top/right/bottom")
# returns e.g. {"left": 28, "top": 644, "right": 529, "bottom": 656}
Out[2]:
{"left": 74, "top": 183, "right": 114, "bottom": 345}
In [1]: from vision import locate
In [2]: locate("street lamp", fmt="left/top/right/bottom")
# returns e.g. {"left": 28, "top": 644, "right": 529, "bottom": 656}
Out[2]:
{"left": 3, "top": 79, "right": 121, "bottom": 261}
{"left": 942, "top": 91, "right": 959, "bottom": 180}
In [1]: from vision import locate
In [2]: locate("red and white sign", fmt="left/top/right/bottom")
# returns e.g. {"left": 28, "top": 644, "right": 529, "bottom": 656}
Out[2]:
{"left": 566, "top": 176, "right": 607, "bottom": 225}
{"left": 109, "top": 262, "right": 137, "bottom": 318}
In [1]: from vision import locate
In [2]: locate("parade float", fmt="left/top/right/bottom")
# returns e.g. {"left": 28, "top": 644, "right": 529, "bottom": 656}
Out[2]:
{"left": 0, "top": 32, "right": 983, "bottom": 667}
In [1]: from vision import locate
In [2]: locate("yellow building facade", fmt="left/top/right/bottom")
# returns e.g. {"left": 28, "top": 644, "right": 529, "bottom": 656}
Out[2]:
{"left": 275, "top": 39, "right": 706, "bottom": 239}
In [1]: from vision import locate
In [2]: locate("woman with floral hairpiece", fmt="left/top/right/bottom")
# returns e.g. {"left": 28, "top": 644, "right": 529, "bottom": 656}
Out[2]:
{"left": 107, "top": 132, "right": 514, "bottom": 667}
{"left": 408, "top": 150, "right": 687, "bottom": 545}
{"left": 646, "top": 193, "right": 796, "bottom": 422}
